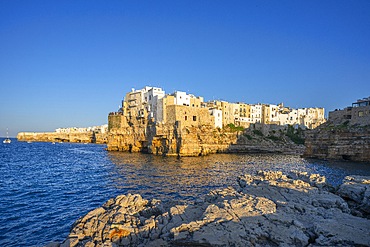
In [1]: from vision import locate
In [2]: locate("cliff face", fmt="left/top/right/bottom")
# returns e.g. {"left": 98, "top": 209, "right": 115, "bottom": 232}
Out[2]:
{"left": 17, "top": 132, "right": 108, "bottom": 144}
{"left": 106, "top": 120, "right": 237, "bottom": 156}
{"left": 304, "top": 122, "right": 370, "bottom": 162}
{"left": 107, "top": 114, "right": 304, "bottom": 156}
{"left": 54, "top": 171, "right": 370, "bottom": 247}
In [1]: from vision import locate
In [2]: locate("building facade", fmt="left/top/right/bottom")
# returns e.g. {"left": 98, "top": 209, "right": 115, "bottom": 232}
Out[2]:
{"left": 118, "top": 86, "right": 326, "bottom": 130}
{"left": 329, "top": 97, "right": 370, "bottom": 126}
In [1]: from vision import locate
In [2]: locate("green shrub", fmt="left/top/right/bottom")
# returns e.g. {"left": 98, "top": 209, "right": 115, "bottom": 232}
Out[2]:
{"left": 286, "top": 125, "right": 305, "bottom": 145}
{"left": 244, "top": 134, "right": 253, "bottom": 140}
{"left": 227, "top": 123, "right": 244, "bottom": 132}
{"left": 267, "top": 135, "right": 281, "bottom": 141}
{"left": 253, "top": 129, "right": 263, "bottom": 136}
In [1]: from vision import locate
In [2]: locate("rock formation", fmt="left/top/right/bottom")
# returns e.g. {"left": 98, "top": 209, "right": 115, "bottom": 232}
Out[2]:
{"left": 107, "top": 114, "right": 304, "bottom": 156}
{"left": 52, "top": 171, "right": 370, "bottom": 247}
{"left": 304, "top": 122, "right": 370, "bottom": 162}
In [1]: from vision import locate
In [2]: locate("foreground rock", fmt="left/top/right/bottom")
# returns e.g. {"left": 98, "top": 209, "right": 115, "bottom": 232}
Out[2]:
{"left": 55, "top": 171, "right": 370, "bottom": 247}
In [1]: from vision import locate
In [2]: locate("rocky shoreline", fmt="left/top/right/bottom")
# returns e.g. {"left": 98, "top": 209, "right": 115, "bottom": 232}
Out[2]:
{"left": 49, "top": 171, "right": 370, "bottom": 247}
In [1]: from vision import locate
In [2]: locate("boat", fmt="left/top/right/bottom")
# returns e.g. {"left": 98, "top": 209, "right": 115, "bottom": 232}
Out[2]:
{"left": 3, "top": 128, "right": 11, "bottom": 144}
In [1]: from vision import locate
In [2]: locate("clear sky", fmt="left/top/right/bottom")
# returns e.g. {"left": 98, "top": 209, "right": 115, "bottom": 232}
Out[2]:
{"left": 1, "top": 0, "right": 370, "bottom": 137}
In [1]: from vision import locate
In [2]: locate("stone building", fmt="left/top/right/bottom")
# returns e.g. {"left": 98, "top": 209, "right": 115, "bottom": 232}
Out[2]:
{"left": 329, "top": 97, "right": 370, "bottom": 125}
{"left": 165, "top": 105, "right": 214, "bottom": 127}
{"left": 117, "top": 86, "right": 326, "bottom": 131}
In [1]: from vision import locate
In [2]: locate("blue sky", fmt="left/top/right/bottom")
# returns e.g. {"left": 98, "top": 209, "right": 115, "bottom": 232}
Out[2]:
{"left": 1, "top": 0, "right": 369, "bottom": 137}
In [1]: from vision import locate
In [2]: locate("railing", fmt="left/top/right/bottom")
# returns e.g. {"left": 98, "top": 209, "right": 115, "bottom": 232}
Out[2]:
{"left": 109, "top": 112, "right": 123, "bottom": 116}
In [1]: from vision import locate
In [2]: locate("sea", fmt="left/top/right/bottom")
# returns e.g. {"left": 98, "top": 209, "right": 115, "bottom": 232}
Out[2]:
{"left": 1, "top": 139, "right": 370, "bottom": 247}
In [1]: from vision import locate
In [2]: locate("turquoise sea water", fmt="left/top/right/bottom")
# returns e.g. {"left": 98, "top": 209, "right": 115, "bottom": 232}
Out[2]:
{"left": 1, "top": 139, "right": 369, "bottom": 246}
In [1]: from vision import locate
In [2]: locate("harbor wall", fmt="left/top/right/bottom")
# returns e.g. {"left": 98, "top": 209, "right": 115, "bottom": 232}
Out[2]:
{"left": 17, "top": 132, "right": 108, "bottom": 144}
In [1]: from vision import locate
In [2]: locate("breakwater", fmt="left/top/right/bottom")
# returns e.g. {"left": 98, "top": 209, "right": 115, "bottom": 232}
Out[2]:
{"left": 17, "top": 132, "right": 107, "bottom": 144}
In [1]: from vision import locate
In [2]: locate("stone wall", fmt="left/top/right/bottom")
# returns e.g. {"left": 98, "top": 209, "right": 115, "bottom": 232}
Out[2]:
{"left": 165, "top": 105, "right": 215, "bottom": 127}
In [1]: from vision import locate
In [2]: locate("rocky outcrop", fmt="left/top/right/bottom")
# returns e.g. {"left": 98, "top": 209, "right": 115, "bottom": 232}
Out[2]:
{"left": 107, "top": 114, "right": 304, "bottom": 156}
{"left": 54, "top": 171, "right": 370, "bottom": 247}
{"left": 304, "top": 122, "right": 370, "bottom": 162}
{"left": 17, "top": 132, "right": 108, "bottom": 144}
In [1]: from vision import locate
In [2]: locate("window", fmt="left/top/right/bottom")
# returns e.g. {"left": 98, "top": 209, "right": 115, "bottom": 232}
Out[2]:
{"left": 185, "top": 116, "right": 188, "bottom": 120}
{"left": 359, "top": 111, "right": 364, "bottom": 117}
{"left": 193, "top": 116, "right": 197, "bottom": 121}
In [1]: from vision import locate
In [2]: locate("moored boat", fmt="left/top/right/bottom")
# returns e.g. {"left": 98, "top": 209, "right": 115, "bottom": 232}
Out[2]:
{"left": 3, "top": 128, "right": 11, "bottom": 144}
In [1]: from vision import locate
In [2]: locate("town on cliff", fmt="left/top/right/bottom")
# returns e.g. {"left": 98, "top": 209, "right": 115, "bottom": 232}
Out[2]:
{"left": 16, "top": 86, "right": 370, "bottom": 161}
{"left": 107, "top": 86, "right": 325, "bottom": 156}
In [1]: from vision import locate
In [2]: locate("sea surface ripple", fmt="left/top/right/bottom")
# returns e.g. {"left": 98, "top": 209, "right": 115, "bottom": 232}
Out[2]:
{"left": 1, "top": 140, "right": 369, "bottom": 246}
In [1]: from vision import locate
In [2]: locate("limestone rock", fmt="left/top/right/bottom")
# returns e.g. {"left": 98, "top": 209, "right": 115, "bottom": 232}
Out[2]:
{"left": 337, "top": 175, "right": 370, "bottom": 217}
{"left": 304, "top": 123, "right": 370, "bottom": 162}
{"left": 58, "top": 171, "right": 370, "bottom": 247}
{"left": 107, "top": 114, "right": 304, "bottom": 156}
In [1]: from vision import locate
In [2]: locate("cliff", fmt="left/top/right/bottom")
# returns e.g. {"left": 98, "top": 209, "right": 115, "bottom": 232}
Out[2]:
{"left": 50, "top": 171, "right": 370, "bottom": 247}
{"left": 304, "top": 122, "right": 370, "bottom": 162}
{"left": 17, "top": 132, "right": 108, "bottom": 144}
{"left": 107, "top": 114, "right": 304, "bottom": 156}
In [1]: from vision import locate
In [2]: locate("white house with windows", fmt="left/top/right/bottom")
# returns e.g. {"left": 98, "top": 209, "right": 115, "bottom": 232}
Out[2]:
{"left": 250, "top": 104, "right": 263, "bottom": 123}
{"left": 173, "top": 91, "right": 190, "bottom": 106}
{"left": 145, "top": 87, "right": 165, "bottom": 119}
{"left": 209, "top": 108, "right": 223, "bottom": 128}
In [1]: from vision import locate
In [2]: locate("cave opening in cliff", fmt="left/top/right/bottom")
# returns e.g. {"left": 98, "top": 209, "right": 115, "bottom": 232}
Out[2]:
{"left": 342, "top": 154, "right": 352, "bottom": 161}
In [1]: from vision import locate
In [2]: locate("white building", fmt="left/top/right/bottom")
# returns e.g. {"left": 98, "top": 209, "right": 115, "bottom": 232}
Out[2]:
{"left": 209, "top": 108, "right": 223, "bottom": 128}
{"left": 250, "top": 104, "right": 263, "bottom": 123}
{"left": 146, "top": 87, "right": 165, "bottom": 119}
{"left": 172, "top": 91, "right": 190, "bottom": 106}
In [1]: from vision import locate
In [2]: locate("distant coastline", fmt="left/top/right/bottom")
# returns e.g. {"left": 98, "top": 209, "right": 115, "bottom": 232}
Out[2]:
{"left": 17, "top": 124, "right": 108, "bottom": 144}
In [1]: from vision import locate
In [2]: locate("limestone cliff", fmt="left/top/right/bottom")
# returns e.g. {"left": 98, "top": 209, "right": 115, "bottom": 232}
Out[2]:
{"left": 304, "top": 122, "right": 370, "bottom": 162}
{"left": 52, "top": 171, "right": 370, "bottom": 247}
{"left": 17, "top": 132, "right": 108, "bottom": 144}
{"left": 107, "top": 114, "right": 304, "bottom": 156}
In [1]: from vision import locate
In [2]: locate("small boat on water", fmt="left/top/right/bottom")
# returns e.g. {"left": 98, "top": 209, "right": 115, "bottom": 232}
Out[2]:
{"left": 3, "top": 128, "right": 11, "bottom": 144}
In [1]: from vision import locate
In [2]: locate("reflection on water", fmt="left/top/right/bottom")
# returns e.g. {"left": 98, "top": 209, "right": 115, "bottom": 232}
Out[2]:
{"left": 107, "top": 152, "right": 370, "bottom": 204}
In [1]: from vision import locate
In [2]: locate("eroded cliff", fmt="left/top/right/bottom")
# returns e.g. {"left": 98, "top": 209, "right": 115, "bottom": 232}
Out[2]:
{"left": 107, "top": 114, "right": 304, "bottom": 156}
{"left": 304, "top": 122, "right": 370, "bottom": 162}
